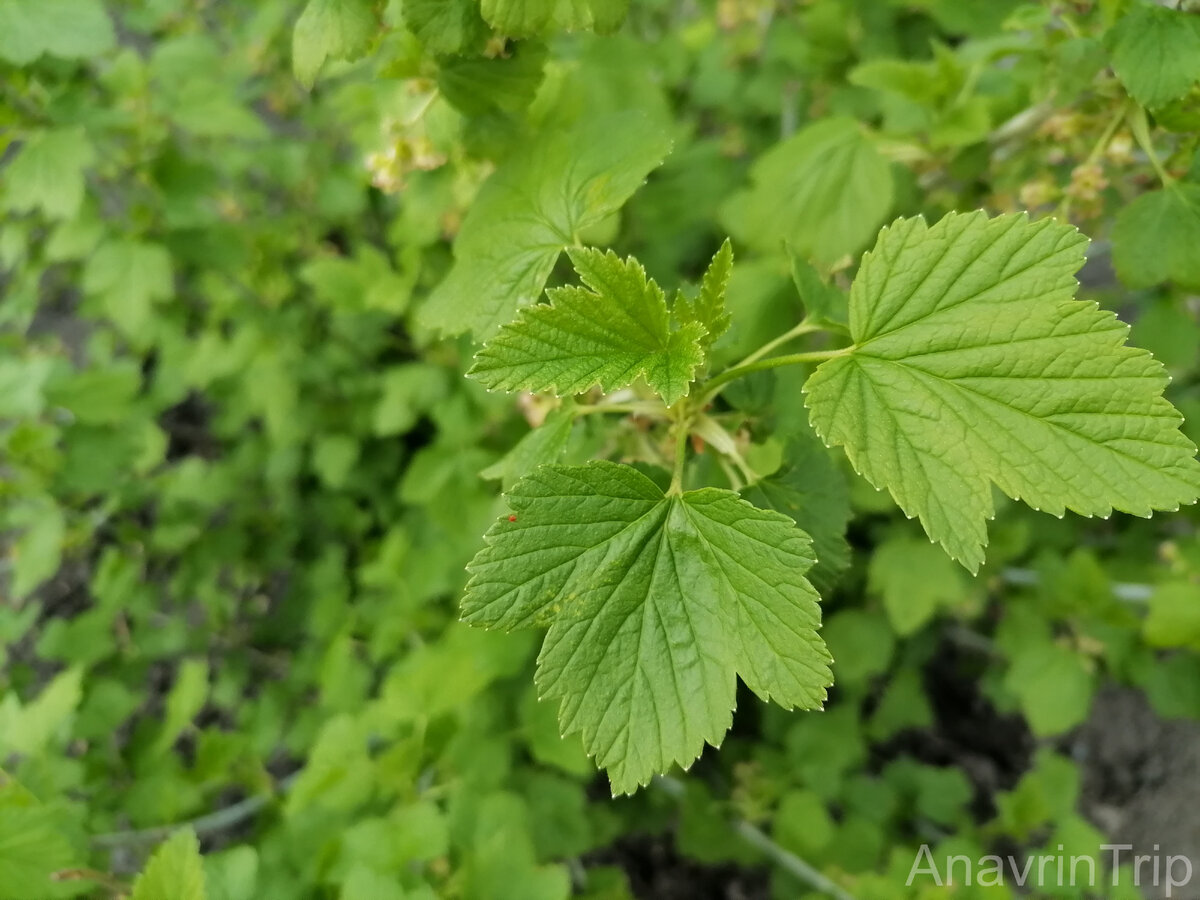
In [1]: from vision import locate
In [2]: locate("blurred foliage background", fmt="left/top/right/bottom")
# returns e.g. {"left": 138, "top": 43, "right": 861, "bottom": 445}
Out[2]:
{"left": 3, "top": 0, "right": 1200, "bottom": 897}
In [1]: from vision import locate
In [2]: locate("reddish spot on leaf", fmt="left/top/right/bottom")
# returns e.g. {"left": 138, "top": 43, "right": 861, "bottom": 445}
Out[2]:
{"left": 508, "top": 515, "right": 518, "bottom": 522}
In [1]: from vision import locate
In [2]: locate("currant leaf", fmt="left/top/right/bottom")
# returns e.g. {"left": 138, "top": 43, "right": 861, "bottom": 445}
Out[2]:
{"left": 676, "top": 239, "right": 734, "bottom": 350}
{"left": 805, "top": 211, "right": 1200, "bottom": 572}
{"left": 720, "top": 117, "right": 894, "bottom": 266}
{"left": 469, "top": 248, "right": 706, "bottom": 405}
{"left": 1107, "top": 4, "right": 1200, "bottom": 110}
{"left": 292, "top": 0, "right": 375, "bottom": 89}
{"left": 741, "top": 435, "right": 852, "bottom": 596}
{"left": 461, "top": 462, "right": 832, "bottom": 794}
{"left": 1111, "top": 183, "right": 1200, "bottom": 290}
{"left": 130, "top": 828, "right": 207, "bottom": 900}
{"left": 417, "top": 112, "right": 672, "bottom": 339}
{"left": 481, "top": 0, "right": 628, "bottom": 36}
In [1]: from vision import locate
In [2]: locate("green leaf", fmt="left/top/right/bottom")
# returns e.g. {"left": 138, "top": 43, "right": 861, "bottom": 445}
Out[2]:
{"left": 9, "top": 501, "right": 65, "bottom": 601}
{"left": 1003, "top": 641, "right": 1093, "bottom": 736}
{"left": 1111, "top": 183, "right": 1200, "bottom": 290}
{"left": 481, "top": 407, "right": 576, "bottom": 490}
{"left": 292, "top": 0, "right": 376, "bottom": 89}
{"left": 469, "top": 249, "right": 706, "bottom": 405}
{"left": 480, "top": 0, "right": 555, "bottom": 34}
{"left": 130, "top": 828, "right": 207, "bottom": 900}
{"left": 339, "top": 869, "right": 406, "bottom": 900}
{"left": 720, "top": 117, "right": 894, "bottom": 266}
{"left": 556, "top": 0, "right": 628, "bottom": 32}
{"left": 790, "top": 251, "right": 847, "bottom": 327}
{"left": 0, "top": 666, "right": 82, "bottom": 757}
{"left": 805, "top": 212, "right": 1200, "bottom": 571}
{"left": 1143, "top": 582, "right": 1200, "bottom": 650}
{"left": 2, "top": 128, "right": 95, "bottom": 221}
{"left": 437, "top": 42, "right": 546, "bottom": 118}
{"left": 0, "top": 772, "right": 79, "bottom": 900}
{"left": 0, "top": 0, "right": 115, "bottom": 65}
{"left": 740, "top": 436, "right": 851, "bottom": 596}
{"left": 676, "top": 239, "right": 733, "bottom": 350}
{"left": 403, "top": 0, "right": 487, "bottom": 53}
{"left": 82, "top": 239, "right": 174, "bottom": 340}
{"left": 151, "top": 659, "right": 209, "bottom": 756}
{"left": 462, "top": 462, "right": 831, "bottom": 794}
{"left": 1107, "top": 4, "right": 1200, "bottom": 109}
{"left": 417, "top": 112, "right": 672, "bottom": 338}
{"left": 372, "top": 363, "right": 449, "bottom": 436}
{"left": 821, "top": 610, "right": 894, "bottom": 690}
{"left": 773, "top": 790, "right": 834, "bottom": 858}
{"left": 481, "top": 0, "right": 628, "bottom": 35}
{"left": 867, "top": 533, "right": 970, "bottom": 635}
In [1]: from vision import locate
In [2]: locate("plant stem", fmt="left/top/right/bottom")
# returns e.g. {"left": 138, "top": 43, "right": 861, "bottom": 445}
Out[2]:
{"left": 1126, "top": 104, "right": 1173, "bottom": 187}
{"left": 1087, "top": 101, "right": 1130, "bottom": 167}
{"left": 573, "top": 401, "right": 666, "bottom": 418}
{"left": 734, "top": 320, "right": 825, "bottom": 369}
{"left": 654, "top": 776, "right": 859, "bottom": 900}
{"left": 700, "top": 347, "right": 851, "bottom": 403}
{"left": 668, "top": 404, "right": 689, "bottom": 495}
{"left": 733, "top": 820, "right": 860, "bottom": 900}
{"left": 1058, "top": 100, "right": 1128, "bottom": 220}
{"left": 402, "top": 88, "right": 440, "bottom": 127}
{"left": 92, "top": 772, "right": 301, "bottom": 848}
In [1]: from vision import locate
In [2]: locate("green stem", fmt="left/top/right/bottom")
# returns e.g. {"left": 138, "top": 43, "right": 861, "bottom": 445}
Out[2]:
{"left": 700, "top": 347, "right": 851, "bottom": 403}
{"left": 1087, "top": 101, "right": 1130, "bottom": 166}
{"left": 1058, "top": 101, "right": 1128, "bottom": 221}
{"left": 573, "top": 401, "right": 666, "bottom": 418}
{"left": 734, "top": 320, "right": 824, "bottom": 369}
{"left": 402, "top": 88, "right": 440, "bottom": 127}
{"left": 654, "top": 776, "right": 859, "bottom": 900}
{"left": 1126, "top": 104, "right": 1173, "bottom": 187}
{"left": 50, "top": 869, "right": 127, "bottom": 892}
{"left": 668, "top": 405, "right": 689, "bottom": 495}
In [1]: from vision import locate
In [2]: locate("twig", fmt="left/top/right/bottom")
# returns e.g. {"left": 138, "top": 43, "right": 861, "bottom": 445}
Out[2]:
{"left": 654, "top": 775, "right": 859, "bottom": 900}
{"left": 1000, "top": 566, "right": 1152, "bottom": 603}
{"left": 91, "top": 773, "right": 300, "bottom": 848}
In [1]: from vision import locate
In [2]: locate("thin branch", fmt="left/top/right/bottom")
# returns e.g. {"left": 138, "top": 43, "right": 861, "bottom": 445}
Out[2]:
{"left": 1000, "top": 566, "right": 1151, "bottom": 603}
{"left": 700, "top": 347, "right": 851, "bottom": 402}
{"left": 733, "top": 321, "right": 825, "bottom": 370}
{"left": 654, "top": 776, "right": 859, "bottom": 900}
{"left": 92, "top": 772, "right": 301, "bottom": 848}
{"left": 668, "top": 404, "right": 690, "bottom": 495}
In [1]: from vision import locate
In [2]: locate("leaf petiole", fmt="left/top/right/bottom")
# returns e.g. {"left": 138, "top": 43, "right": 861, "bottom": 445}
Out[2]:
{"left": 573, "top": 401, "right": 667, "bottom": 418}
{"left": 668, "top": 404, "right": 690, "bottom": 495}
{"left": 699, "top": 346, "right": 852, "bottom": 403}
{"left": 1126, "top": 104, "right": 1173, "bottom": 186}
